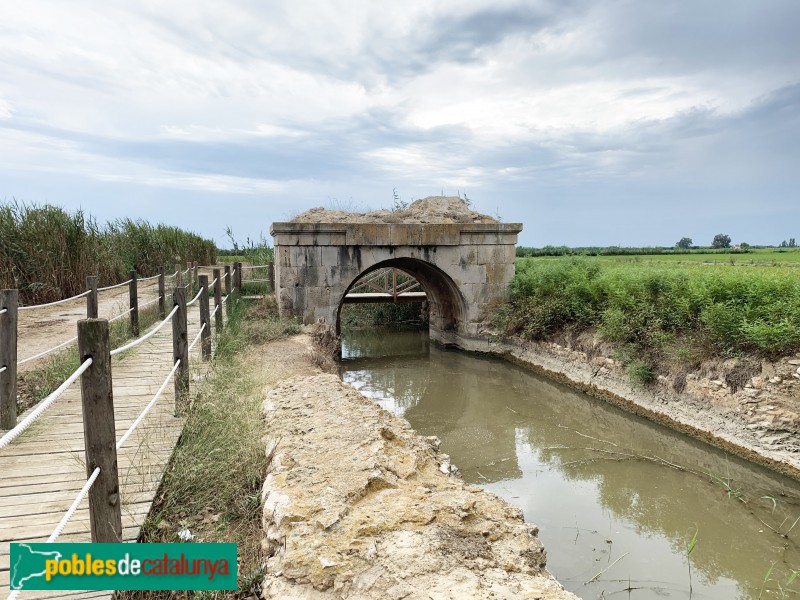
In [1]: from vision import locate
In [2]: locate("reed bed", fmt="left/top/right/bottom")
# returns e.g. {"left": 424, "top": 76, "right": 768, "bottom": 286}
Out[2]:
{"left": 0, "top": 202, "right": 216, "bottom": 304}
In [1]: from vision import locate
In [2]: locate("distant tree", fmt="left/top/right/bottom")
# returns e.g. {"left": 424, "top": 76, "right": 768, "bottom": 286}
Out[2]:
{"left": 780, "top": 240, "right": 789, "bottom": 248}
{"left": 712, "top": 233, "right": 732, "bottom": 249}
{"left": 675, "top": 237, "right": 693, "bottom": 249}
{"left": 739, "top": 242, "right": 750, "bottom": 252}
{"left": 790, "top": 238, "right": 797, "bottom": 247}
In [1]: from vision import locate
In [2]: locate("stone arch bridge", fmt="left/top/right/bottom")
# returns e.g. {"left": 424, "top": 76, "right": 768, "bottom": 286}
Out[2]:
{"left": 269, "top": 222, "right": 523, "bottom": 348}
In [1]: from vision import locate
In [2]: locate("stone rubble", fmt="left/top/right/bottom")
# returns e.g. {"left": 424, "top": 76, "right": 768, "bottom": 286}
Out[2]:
{"left": 291, "top": 196, "right": 499, "bottom": 225}
{"left": 260, "top": 371, "right": 578, "bottom": 600}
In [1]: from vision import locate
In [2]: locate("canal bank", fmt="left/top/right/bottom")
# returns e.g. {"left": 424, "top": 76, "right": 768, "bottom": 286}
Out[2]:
{"left": 259, "top": 333, "right": 578, "bottom": 600}
{"left": 460, "top": 333, "right": 800, "bottom": 482}
{"left": 339, "top": 328, "right": 800, "bottom": 599}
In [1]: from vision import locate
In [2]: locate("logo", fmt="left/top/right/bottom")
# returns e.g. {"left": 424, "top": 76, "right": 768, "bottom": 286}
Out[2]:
{"left": 10, "top": 543, "right": 237, "bottom": 591}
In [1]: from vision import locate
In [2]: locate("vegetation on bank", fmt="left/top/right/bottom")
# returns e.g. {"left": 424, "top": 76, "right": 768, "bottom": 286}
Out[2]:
{"left": 494, "top": 257, "right": 800, "bottom": 382}
{"left": 122, "top": 297, "right": 300, "bottom": 599}
{"left": 0, "top": 202, "right": 216, "bottom": 304}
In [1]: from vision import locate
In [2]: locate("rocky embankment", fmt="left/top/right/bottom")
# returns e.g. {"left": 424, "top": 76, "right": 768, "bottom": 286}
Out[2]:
{"left": 482, "top": 335, "right": 800, "bottom": 480}
{"left": 260, "top": 363, "right": 578, "bottom": 599}
{"left": 291, "top": 196, "right": 497, "bottom": 225}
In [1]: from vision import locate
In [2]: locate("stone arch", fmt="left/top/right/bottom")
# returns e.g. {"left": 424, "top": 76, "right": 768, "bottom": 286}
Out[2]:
{"left": 336, "top": 257, "right": 467, "bottom": 339}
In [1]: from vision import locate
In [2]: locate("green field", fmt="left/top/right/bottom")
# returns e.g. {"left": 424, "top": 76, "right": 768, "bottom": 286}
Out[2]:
{"left": 529, "top": 248, "right": 800, "bottom": 266}
{"left": 496, "top": 255, "right": 800, "bottom": 379}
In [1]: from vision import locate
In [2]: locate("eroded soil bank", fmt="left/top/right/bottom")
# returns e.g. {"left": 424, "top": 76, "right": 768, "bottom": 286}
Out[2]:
{"left": 478, "top": 334, "right": 800, "bottom": 481}
{"left": 258, "top": 335, "right": 578, "bottom": 600}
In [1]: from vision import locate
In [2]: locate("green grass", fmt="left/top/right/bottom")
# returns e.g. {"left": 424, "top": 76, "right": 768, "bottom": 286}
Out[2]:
{"left": 122, "top": 297, "right": 300, "bottom": 599}
{"left": 565, "top": 248, "right": 800, "bottom": 266}
{"left": 494, "top": 257, "right": 800, "bottom": 378}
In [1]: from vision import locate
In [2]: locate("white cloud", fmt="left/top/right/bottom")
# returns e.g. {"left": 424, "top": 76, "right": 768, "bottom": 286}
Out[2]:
{"left": 0, "top": 0, "right": 797, "bottom": 245}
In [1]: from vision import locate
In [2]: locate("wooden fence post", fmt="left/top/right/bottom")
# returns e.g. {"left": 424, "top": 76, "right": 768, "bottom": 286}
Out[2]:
{"left": 213, "top": 268, "right": 223, "bottom": 332}
{"left": 158, "top": 268, "right": 166, "bottom": 319}
{"left": 193, "top": 261, "right": 199, "bottom": 292}
{"left": 172, "top": 287, "right": 189, "bottom": 414}
{"left": 86, "top": 276, "right": 98, "bottom": 319}
{"left": 0, "top": 290, "right": 18, "bottom": 429}
{"left": 129, "top": 270, "right": 139, "bottom": 338}
{"left": 175, "top": 263, "right": 182, "bottom": 288}
{"left": 199, "top": 276, "right": 211, "bottom": 360}
{"left": 77, "top": 319, "right": 123, "bottom": 542}
{"left": 234, "top": 262, "right": 243, "bottom": 293}
{"left": 268, "top": 263, "right": 275, "bottom": 292}
{"left": 224, "top": 266, "right": 232, "bottom": 316}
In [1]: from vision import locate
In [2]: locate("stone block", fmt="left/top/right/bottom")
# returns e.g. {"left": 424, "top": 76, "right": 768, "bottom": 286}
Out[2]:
{"left": 419, "top": 224, "right": 461, "bottom": 245}
{"left": 486, "top": 262, "right": 515, "bottom": 286}
{"left": 345, "top": 224, "right": 392, "bottom": 246}
{"left": 477, "top": 245, "right": 511, "bottom": 265}
{"left": 389, "top": 225, "right": 422, "bottom": 246}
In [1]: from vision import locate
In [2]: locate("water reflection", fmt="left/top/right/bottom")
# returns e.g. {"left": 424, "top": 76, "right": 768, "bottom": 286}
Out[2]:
{"left": 340, "top": 328, "right": 800, "bottom": 600}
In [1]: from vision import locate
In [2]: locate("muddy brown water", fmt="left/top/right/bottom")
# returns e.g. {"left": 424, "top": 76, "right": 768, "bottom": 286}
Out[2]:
{"left": 339, "top": 328, "right": 800, "bottom": 600}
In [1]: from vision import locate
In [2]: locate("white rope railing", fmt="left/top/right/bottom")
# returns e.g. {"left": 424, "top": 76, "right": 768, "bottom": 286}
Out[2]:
{"left": 17, "top": 335, "right": 78, "bottom": 365}
{"left": 108, "top": 307, "right": 135, "bottom": 323}
{"left": 188, "top": 323, "right": 207, "bottom": 352}
{"left": 138, "top": 296, "right": 162, "bottom": 310}
{"left": 0, "top": 308, "right": 7, "bottom": 315}
{"left": 0, "top": 357, "right": 93, "bottom": 450}
{"left": 0, "top": 366, "right": 6, "bottom": 374}
{"left": 213, "top": 304, "right": 220, "bottom": 315}
{"left": 48, "top": 466, "right": 101, "bottom": 542}
{"left": 186, "top": 287, "right": 203, "bottom": 307}
{"left": 210, "top": 277, "right": 218, "bottom": 287}
{"left": 110, "top": 304, "right": 179, "bottom": 356}
{"left": 97, "top": 278, "right": 133, "bottom": 292}
{"left": 140, "top": 273, "right": 162, "bottom": 282}
{"left": 18, "top": 290, "right": 91, "bottom": 311}
{"left": 116, "top": 359, "right": 181, "bottom": 450}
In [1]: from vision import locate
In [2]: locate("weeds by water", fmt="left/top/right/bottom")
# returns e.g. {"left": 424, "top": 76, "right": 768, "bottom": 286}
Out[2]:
{"left": 687, "top": 526, "right": 698, "bottom": 597}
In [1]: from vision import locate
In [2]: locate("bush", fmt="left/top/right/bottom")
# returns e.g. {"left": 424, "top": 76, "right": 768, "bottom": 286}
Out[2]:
{"left": 495, "top": 257, "right": 800, "bottom": 362}
{"left": 627, "top": 360, "right": 655, "bottom": 385}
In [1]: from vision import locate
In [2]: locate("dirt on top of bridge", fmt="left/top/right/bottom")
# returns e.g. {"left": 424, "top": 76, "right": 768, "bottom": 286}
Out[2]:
{"left": 291, "top": 196, "right": 499, "bottom": 225}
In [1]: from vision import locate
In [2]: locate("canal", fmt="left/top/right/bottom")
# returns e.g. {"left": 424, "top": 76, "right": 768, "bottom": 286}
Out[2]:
{"left": 339, "top": 328, "right": 800, "bottom": 600}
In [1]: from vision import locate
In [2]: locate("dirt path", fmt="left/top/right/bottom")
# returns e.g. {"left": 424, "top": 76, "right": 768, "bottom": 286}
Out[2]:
{"left": 16, "top": 279, "right": 162, "bottom": 371}
{"left": 255, "top": 334, "right": 577, "bottom": 600}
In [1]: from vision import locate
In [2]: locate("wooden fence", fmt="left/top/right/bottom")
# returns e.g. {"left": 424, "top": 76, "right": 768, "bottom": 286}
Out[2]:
{"left": 0, "top": 260, "right": 272, "bottom": 545}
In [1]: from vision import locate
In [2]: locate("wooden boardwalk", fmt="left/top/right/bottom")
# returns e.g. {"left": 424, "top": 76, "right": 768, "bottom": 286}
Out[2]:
{"left": 1, "top": 300, "right": 216, "bottom": 599}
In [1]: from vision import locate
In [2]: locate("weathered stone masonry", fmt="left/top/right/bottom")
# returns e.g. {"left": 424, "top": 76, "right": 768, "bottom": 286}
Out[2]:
{"left": 269, "top": 222, "right": 523, "bottom": 348}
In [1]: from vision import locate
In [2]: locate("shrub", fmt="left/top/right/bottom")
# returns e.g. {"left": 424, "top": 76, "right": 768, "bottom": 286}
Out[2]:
{"left": 627, "top": 360, "right": 655, "bottom": 385}
{"left": 497, "top": 257, "right": 800, "bottom": 363}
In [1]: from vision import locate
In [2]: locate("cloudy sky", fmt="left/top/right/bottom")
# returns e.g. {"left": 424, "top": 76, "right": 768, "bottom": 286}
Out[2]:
{"left": 1, "top": 1, "right": 798, "bottom": 247}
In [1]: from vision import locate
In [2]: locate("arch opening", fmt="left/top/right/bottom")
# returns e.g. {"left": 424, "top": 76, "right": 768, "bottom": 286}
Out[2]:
{"left": 335, "top": 257, "right": 467, "bottom": 341}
